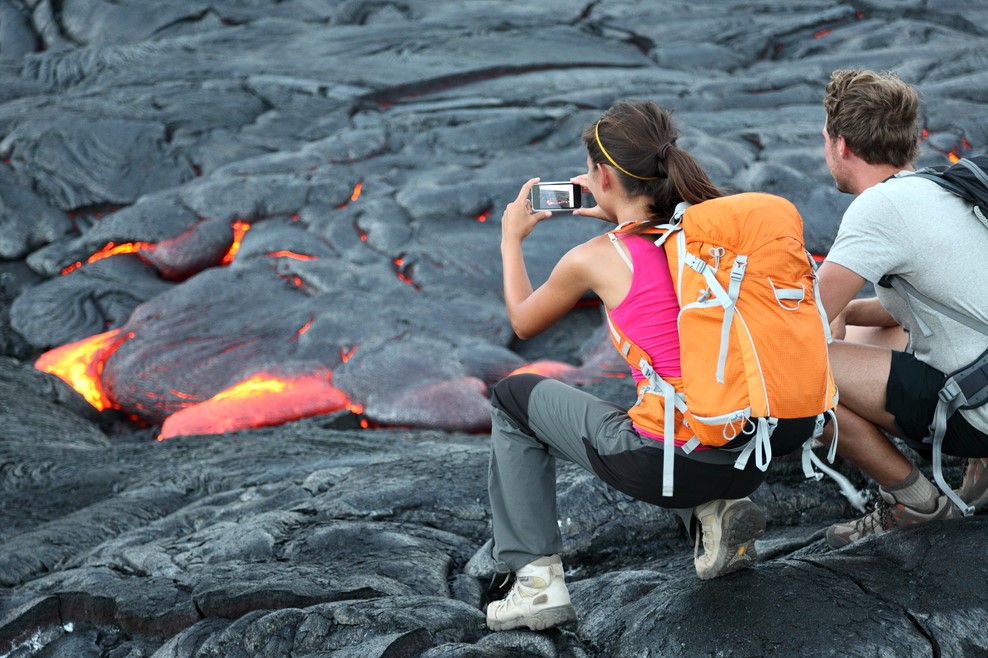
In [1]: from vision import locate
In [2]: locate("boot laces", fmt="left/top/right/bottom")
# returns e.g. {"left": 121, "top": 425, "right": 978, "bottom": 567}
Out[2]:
{"left": 854, "top": 496, "right": 895, "bottom": 536}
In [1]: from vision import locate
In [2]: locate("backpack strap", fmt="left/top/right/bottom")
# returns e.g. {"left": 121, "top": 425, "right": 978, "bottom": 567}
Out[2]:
{"left": 602, "top": 244, "right": 692, "bottom": 499}
{"left": 604, "top": 308, "right": 690, "bottom": 497}
{"left": 911, "top": 157, "right": 988, "bottom": 230}
{"left": 801, "top": 433, "right": 873, "bottom": 513}
{"left": 679, "top": 251, "right": 746, "bottom": 385}
{"left": 607, "top": 232, "right": 634, "bottom": 271}
{"left": 877, "top": 274, "right": 988, "bottom": 517}
{"left": 928, "top": 346, "right": 988, "bottom": 517}
{"left": 959, "top": 157, "right": 988, "bottom": 187}
{"left": 879, "top": 275, "right": 988, "bottom": 338}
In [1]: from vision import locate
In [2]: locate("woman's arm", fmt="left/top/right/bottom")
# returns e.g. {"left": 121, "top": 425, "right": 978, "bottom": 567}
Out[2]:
{"left": 501, "top": 179, "right": 596, "bottom": 339}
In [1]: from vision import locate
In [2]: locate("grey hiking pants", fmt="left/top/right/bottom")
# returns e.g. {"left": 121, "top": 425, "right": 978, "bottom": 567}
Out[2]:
{"left": 488, "top": 374, "right": 814, "bottom": 573}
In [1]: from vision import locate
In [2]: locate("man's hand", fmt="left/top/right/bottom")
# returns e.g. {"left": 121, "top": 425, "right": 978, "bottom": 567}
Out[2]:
{"left": 830, "top": 311, "right": 848, "bottom": 340}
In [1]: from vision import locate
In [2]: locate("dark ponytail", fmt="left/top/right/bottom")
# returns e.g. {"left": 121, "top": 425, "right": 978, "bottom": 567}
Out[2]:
{"left": 582, "top": 100, "right": 723, "bottom": 232}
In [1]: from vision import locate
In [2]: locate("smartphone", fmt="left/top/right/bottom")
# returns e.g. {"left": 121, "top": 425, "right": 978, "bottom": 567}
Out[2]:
{"left": 530, "top": 182, "right": 582, "bottom": 212}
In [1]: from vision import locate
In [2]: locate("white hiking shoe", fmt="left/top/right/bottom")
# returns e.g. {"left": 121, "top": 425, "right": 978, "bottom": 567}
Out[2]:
{"left": 486, "top": 555, "right": 577, "bottom": 631}
{"left": 693, "top": 497, "right": 765, "bottom": 580}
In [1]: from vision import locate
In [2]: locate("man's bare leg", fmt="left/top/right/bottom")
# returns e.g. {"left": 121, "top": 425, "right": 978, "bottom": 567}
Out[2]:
{"left": 822, "top": 336, "right": 953, "bottom": 548}
{"left": 824, "top": 339, "right": 913, "bottom": 486}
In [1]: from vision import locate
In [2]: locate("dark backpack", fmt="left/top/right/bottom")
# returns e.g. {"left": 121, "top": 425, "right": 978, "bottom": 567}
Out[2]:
{"left": 911, "top": 154, "right": 988, "bottom": 229}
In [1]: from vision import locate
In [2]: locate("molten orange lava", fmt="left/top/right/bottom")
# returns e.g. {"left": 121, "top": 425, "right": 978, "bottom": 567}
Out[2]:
{"left": 34, "top": 329, "right": 133, "bottom": 410}
{"left": 61, "top": 241, "right": 155, "bottom": 275}
{"left": 508, "top": 360, "right": 577, "bottom": 379}
{"left": 292, "top": 319, "right": 313, "bottom": 341}
{"left": 948, "top": 152, "right": 960, "bottom": 164}
{"left": 267, "top": 251, "right": 318, "bottom": 260}
{"left": 158, "top": 370, "right": 355, "bottom": 440}
{"left": 476, "top": 211, "right": 490, "bottom": 223}
{"left": 394, "top": 258, "right": 419, "bottom": 288}
{"left": 220, "top": 220, "right": 251, "bottom": 265}
{"left": 350, "top": 183, "right": 363, "bottom": 202}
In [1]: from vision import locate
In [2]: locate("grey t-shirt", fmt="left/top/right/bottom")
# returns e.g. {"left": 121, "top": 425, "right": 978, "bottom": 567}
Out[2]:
{"left": 827, "top": 170, "right": 988, "bottom": 433}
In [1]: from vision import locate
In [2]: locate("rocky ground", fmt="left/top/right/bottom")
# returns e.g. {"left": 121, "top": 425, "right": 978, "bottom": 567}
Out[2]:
{"left": 2, "top": 1, "right": 988, "bottom": 656}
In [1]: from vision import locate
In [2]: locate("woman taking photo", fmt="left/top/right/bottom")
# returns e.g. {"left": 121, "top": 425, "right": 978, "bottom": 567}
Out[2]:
{"left": 486, "top": 99, "right": 819, "bottom": 632}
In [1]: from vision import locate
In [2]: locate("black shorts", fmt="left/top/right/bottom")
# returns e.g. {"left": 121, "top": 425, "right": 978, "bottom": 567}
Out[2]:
{"left": 886, "top": 350, "right": 988, "bottom": 458}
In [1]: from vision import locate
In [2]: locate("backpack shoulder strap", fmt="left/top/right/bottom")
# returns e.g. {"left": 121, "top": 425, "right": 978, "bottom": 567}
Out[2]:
{"left": 879, "top": 275, "right": 988, "bottom": 338}
{"left": 958, "top": 156, "right": 988, "bottom": 187}
{"left": 910, "top": 170, "right": 970, "bottom": 199}
{"left": 909, "top": 156, "right": 988, "bottom": 229}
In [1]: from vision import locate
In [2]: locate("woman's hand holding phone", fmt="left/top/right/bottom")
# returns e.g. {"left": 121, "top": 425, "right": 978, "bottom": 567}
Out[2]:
{"left": 569, "top": 174, "right": 615, "bottom": 223}
{"left": 501, "top": 178, "right": 552, "bottom": 244}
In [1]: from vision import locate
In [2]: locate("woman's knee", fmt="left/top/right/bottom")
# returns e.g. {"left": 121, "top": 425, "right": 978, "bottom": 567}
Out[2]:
{"left": 490, "top": 374, "right": 547, "bottom": 428}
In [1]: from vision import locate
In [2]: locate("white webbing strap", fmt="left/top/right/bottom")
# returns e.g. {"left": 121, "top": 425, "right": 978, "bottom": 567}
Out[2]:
{"left": 717, "top": 256, "right": 747, "bottom": 383}
{"left": 825, "top": 409, "right": 838, "bottom": 462}
{"left": 681, "top": 435, "right": 702, "bottom": 455}
{"left": 683, "top": 253, "right": 732, "bottom": 307}
{"left": 884, "top": 274, "right": 988, "bottom": 338}
{"left": 885, "top": 276, "right": 934, "bottom": 337}
{"left": 603, "top": 310, "right": 633, "bottom": 361}
{"left": 659, "top": 378, "right": 677, "bottom": 497}
{"left": 607, "top": 233, "right": 634, "bottom": 271}
{"left": 733, "top": 417, "right": 775, "bottom": 471}
{"left": 929, "top": 378, "right": 976, "bottom": 516}
{"left": 802, "top": 410, "right": 839, "bottom": 476}
{"left": 682, "top": 252, "right": 745, "bottom": 384}
{"left": 801, "top": 439, "right": 872, "bottom": 512}
{"left": 650, "top": 223, "right": 681, "bottom": 248}
{"left": 808, "top": 252, "right": 834, "bottom": 345}
{"left": 637, "top": 361, "right": 678, "bottom": 497}
{"left": 808, "top": 408, "right": 839, "bottom": 463}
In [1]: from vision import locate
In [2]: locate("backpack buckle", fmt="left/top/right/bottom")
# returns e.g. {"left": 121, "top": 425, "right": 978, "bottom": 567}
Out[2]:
{"left": 938, "top": 379, "right": 962, "bottom": 404}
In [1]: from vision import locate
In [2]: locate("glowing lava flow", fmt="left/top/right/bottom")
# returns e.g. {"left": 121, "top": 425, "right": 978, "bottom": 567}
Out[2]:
{"left": 507, "top": 360, "right": 578, "bottom": 379}
{"left": 62, "top": 242, "right": 155, "bottom": 275}
{"left": 61, "top": 220, "right": 253, "bottom": 275}
{"left": 158, "top": 370, "right": 358, "bottom": 440}
{"left": 267, "top": 251, "right": 318, "bottom": 260}
{"left": 220, "top": 220, "right": 251, "bottom": 265}
{"left": 34, "top": 329, "right": 133, "bottom": 410}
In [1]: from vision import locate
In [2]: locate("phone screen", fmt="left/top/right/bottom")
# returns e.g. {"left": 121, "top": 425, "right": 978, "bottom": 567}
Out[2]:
{"left": 531, "top": 182, "right": 581, "bottom": 212}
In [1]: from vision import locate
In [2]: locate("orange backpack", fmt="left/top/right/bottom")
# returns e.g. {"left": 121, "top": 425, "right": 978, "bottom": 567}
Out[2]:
{"left": 606, "top": 192, "right": 839, "bottom": 496}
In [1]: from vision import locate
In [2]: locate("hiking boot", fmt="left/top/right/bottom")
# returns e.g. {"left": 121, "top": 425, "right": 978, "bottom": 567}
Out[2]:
{"left": 825, "top": 488, "right": 955, "bottom": 549}
{"left": 692, "top": 497, "right": 765, "bottom": 580}
{"left": 486, "top": 555, "right": 577, "bottom": 632}
{"left": 957, "top": 457, "right": 988, "bottom": 514}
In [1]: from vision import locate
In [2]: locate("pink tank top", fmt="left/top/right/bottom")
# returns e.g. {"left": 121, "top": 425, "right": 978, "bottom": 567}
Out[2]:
{"left": 608, "top": 233, "right": 681, "bottom": 379}
{"left": 608, "top": 233, "right": 682, "bottom": 440}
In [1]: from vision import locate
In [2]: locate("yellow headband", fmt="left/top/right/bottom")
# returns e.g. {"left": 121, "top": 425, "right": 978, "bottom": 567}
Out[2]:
{"left": 594, "top": 120, "right": 658, "bottom": 181}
